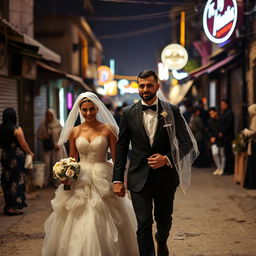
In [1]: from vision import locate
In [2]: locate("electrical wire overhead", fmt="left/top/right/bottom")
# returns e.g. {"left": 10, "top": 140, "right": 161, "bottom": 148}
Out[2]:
{"left": 99, "top": 12, "right": 198, "bottom": 39}
{"left": 87, "top": 10, "right": 170, "bottom": 21}
{"left": 86, "top": 7, "right": 195, "bottom": 21}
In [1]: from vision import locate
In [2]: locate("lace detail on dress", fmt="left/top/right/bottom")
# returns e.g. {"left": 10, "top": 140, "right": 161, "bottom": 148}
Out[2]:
{"left": 75, "top": 135, "right": 108, "bottom": 163}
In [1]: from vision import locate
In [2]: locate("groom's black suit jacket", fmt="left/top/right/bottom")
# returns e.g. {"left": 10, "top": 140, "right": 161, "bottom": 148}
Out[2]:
{"left": 113, "top": 100, "right": 193, "bottom": 192}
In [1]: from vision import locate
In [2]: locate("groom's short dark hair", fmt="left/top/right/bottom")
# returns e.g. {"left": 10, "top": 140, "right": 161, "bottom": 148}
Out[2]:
{"left": 137, "top": 70, "right": 158, "bottom": 83}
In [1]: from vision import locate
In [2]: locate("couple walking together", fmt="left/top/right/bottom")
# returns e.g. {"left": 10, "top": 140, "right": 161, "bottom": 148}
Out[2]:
{"left": 42, "top": 70, "right": 198, "bottom": 256}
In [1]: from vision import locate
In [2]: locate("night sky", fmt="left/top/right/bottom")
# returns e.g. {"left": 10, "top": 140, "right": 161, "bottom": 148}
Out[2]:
{"left": 36, "top": 0, "right": 189, "bottom": 76}
{"left": 89, "top": 0, "right": 174, "bottom": 76}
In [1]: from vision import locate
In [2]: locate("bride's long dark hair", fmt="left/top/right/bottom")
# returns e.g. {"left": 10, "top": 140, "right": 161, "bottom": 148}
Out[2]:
{"left": 0, "top": 108, "right": 18, "bottom": 148}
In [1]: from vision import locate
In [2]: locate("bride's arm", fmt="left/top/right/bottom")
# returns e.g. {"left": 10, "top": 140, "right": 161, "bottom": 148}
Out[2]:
{"left": 109, "top": 130, "right": 117, "bottom": 163}
{"left": 69, "top": 128, "right": 79, "bottom": 161}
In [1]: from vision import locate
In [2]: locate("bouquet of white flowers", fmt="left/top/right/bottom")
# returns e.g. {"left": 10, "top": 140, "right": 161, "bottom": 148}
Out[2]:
{"left": 53, "top": 157, "right": 80, "bottom": 190}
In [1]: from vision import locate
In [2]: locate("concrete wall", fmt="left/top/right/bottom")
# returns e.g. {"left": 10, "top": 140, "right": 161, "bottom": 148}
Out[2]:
{"left": 9, "top": 0, "right": 34, "bottom": 36}
{"left": 35, "top": 15, "right": 102, "bottom": 81}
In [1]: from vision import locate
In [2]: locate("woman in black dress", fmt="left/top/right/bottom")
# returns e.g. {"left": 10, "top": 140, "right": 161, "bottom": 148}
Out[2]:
{"left": 0, "top": 108, "right": 34, "bottom": 216}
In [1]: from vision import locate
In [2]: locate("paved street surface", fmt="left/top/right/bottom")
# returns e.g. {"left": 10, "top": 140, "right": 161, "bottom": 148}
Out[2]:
{"left": 0, "top": 167, "right": 256, "bottom": 256}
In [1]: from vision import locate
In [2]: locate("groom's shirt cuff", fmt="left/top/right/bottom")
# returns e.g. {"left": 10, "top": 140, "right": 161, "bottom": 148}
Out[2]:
{"left": 113, "top": 181, "right": 123, "bottom": 184}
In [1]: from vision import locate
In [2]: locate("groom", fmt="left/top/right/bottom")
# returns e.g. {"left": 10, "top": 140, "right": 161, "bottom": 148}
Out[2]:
{"left": 113, "top": 70, "right": 193, "bottom": 256}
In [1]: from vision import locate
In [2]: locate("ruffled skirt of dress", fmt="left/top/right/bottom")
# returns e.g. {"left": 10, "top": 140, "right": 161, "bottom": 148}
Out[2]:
{"left": 42, "top": 161, "right": 139, "bottom": 256}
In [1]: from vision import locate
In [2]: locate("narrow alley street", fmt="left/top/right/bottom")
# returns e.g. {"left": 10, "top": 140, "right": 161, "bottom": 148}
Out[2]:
{"left": 0, "top": 167, "right": 256, "bottom": 256}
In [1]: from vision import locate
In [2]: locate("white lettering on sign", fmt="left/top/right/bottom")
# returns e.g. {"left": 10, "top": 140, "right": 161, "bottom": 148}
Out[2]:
{"left": 203, "top": 0, "right": 238, "bottom": 44}
{"left": 207, "top": 4, "right": 236, "bottom": 36}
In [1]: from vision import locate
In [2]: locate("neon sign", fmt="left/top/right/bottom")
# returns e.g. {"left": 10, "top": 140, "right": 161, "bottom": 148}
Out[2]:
{"left": 161, "top": 44, "right": 188, "bottom": 71}
{"left": 203, "top": 0, "right": 238, "bottom": 44}
{"left": 97, "top": 65, "right": 114, "bottom": 86}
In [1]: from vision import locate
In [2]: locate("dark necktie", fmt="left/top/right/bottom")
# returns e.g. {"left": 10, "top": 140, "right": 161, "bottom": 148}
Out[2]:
{"left": 141, "top": 104, "right": 157, "bottom": 112}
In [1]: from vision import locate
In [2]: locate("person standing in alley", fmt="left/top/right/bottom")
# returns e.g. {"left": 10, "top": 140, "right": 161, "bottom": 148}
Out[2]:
{"left": 198, "top": 99, "right": 209, "bottom": 127}
{"left": 218, "top": 100, "right": 235, "bottom": 175}
{"left": 37, "top": 109, "right": 66, "bottom": 187}
{"left": 207, "top": 107, "right": 225, "bottom": 175}
{"left": 0, "top": 108, "right": 34, "bottom": 216}
{"left": 189, "top": 107, "right": 208, "bottom": 168}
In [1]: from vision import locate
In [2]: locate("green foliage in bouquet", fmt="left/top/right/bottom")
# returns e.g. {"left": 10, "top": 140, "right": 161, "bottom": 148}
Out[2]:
{"left": 232, "top": 133, "right": 247, "bottom": 154}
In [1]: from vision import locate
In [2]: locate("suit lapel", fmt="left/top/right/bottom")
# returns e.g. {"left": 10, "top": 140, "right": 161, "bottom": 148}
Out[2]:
{"left": 152, "top": 100, "right": 164, "bottom": 148}
{"left": 135, "top": 101, "right": 151, "bottom": 147}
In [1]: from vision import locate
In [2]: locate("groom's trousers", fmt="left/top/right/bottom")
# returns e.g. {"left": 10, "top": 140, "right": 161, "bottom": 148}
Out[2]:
{"left": 130, "top": 168, "right": 177, "bottom": 256}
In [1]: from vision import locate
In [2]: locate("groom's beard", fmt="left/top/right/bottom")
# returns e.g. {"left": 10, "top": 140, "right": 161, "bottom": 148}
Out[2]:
{"left": 139, "top": 92, "right": 156, "bottom": 101}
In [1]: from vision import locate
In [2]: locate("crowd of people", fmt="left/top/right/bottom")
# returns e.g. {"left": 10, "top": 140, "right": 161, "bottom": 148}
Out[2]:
{"left": 181, "top": 98, "right": 256, "bottom": 189}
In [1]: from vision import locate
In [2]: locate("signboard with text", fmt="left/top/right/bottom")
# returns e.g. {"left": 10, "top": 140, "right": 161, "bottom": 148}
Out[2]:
{"left": 203, "top": 0, "right": 238, "bottom": 44}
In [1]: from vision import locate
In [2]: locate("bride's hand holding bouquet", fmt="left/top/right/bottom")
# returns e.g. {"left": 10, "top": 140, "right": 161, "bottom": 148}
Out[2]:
{"left": 53, "top": 157, "right": 80, "bottom": 190}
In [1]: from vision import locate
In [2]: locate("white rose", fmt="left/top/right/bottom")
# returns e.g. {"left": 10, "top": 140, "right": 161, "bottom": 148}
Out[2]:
{"left": 54, "top": 165, "right": 63, "bottom": 175}
{"left": 66, "top": 168, "right": 75, "bottom": 178}
{"left": 53, "top": 161, "right": 61, "bottom": 169}
{"left": 56, "top": 166, "right": 63, "bottom": 174}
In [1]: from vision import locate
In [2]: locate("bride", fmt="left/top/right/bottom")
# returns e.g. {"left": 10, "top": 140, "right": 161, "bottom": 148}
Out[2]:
{"left": 42, "top": 92, "right": 139, "bottom": 256}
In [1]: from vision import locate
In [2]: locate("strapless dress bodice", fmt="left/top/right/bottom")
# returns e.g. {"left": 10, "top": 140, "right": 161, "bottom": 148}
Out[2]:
{"left": 75, "top": 135, "right": 108, "bottom": 163}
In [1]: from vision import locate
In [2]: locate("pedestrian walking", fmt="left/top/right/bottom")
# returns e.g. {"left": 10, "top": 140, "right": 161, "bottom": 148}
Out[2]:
{"left": 37, "top": 109, "right": 66, "bottom": 187}
{"left": 0, "top": 108, "right": 34, "bottom": 216}
{"left": 242, "top": 104, "right": 256, "bottom": 189}
{"left": 207, "top": 107, "right": 225, "bottom": 175}
{"left": 218, "top": 100, "right": 235, "bottom": 175}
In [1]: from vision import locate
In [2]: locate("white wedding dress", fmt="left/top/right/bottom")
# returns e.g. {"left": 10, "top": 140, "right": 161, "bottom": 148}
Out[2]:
{"left": 42, "top": 135, "right": 139, "bottom": 256}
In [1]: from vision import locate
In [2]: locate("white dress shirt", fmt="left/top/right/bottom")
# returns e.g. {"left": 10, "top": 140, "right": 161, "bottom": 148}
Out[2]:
{"left": 141, "top": 98, "right": 158, "bottom": 146}
{"left": 141, "top": 98, "right": 172, "bottom": 167}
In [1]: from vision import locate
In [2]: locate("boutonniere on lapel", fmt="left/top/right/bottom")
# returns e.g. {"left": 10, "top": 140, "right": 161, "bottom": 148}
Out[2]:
{"left": 160, "top": 111, "right": 173, "bottom": 127}
{"left": 160, "top": 111, "right": 168, "bottom": 118}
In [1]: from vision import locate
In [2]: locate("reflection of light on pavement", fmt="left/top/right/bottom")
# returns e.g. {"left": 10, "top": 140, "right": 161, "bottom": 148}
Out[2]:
{"left": 172, "top": 69, "right": 188, "bottom": 80}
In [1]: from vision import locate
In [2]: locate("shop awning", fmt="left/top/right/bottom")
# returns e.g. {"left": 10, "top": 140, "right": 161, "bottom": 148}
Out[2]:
{"left": 169, "top": 80, "right": 194, "bottom": 105}
{"left": 1, "top": 19, "right": 61, "bottom": 63}
{"left": 8, "top": 41, "right": 42, "bottom": 59}
{"left": 65, "top": 74, "right": 93, "bottom": 92}
{"left": 37, "top": 61, "right": 92, "bottom": 91}
{"left": 24, "top": 35, "right": 61, "bottom": 63}
{"left": 189, "top": 54, "right": 239, "bottom": 79}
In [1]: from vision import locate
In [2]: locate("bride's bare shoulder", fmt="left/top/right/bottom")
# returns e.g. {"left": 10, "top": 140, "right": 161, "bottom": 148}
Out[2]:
{"left": 102, "top": 123, "right": 117, "bottom": 136}
{"left": 70, "top": 125, "right": 82, "bottom": 138}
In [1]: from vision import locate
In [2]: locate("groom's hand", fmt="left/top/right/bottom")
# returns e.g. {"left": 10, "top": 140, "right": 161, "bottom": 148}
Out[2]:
{"left": 113, "top": 183, "right": 126, "bottom": 197}
{"left": 148, "top": 154, "right": 168, "bottom": 169}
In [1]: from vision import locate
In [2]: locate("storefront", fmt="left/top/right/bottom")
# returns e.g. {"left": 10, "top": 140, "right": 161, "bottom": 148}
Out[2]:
{"left": 0, "top": 76, "right": 18, "bottom": 123}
